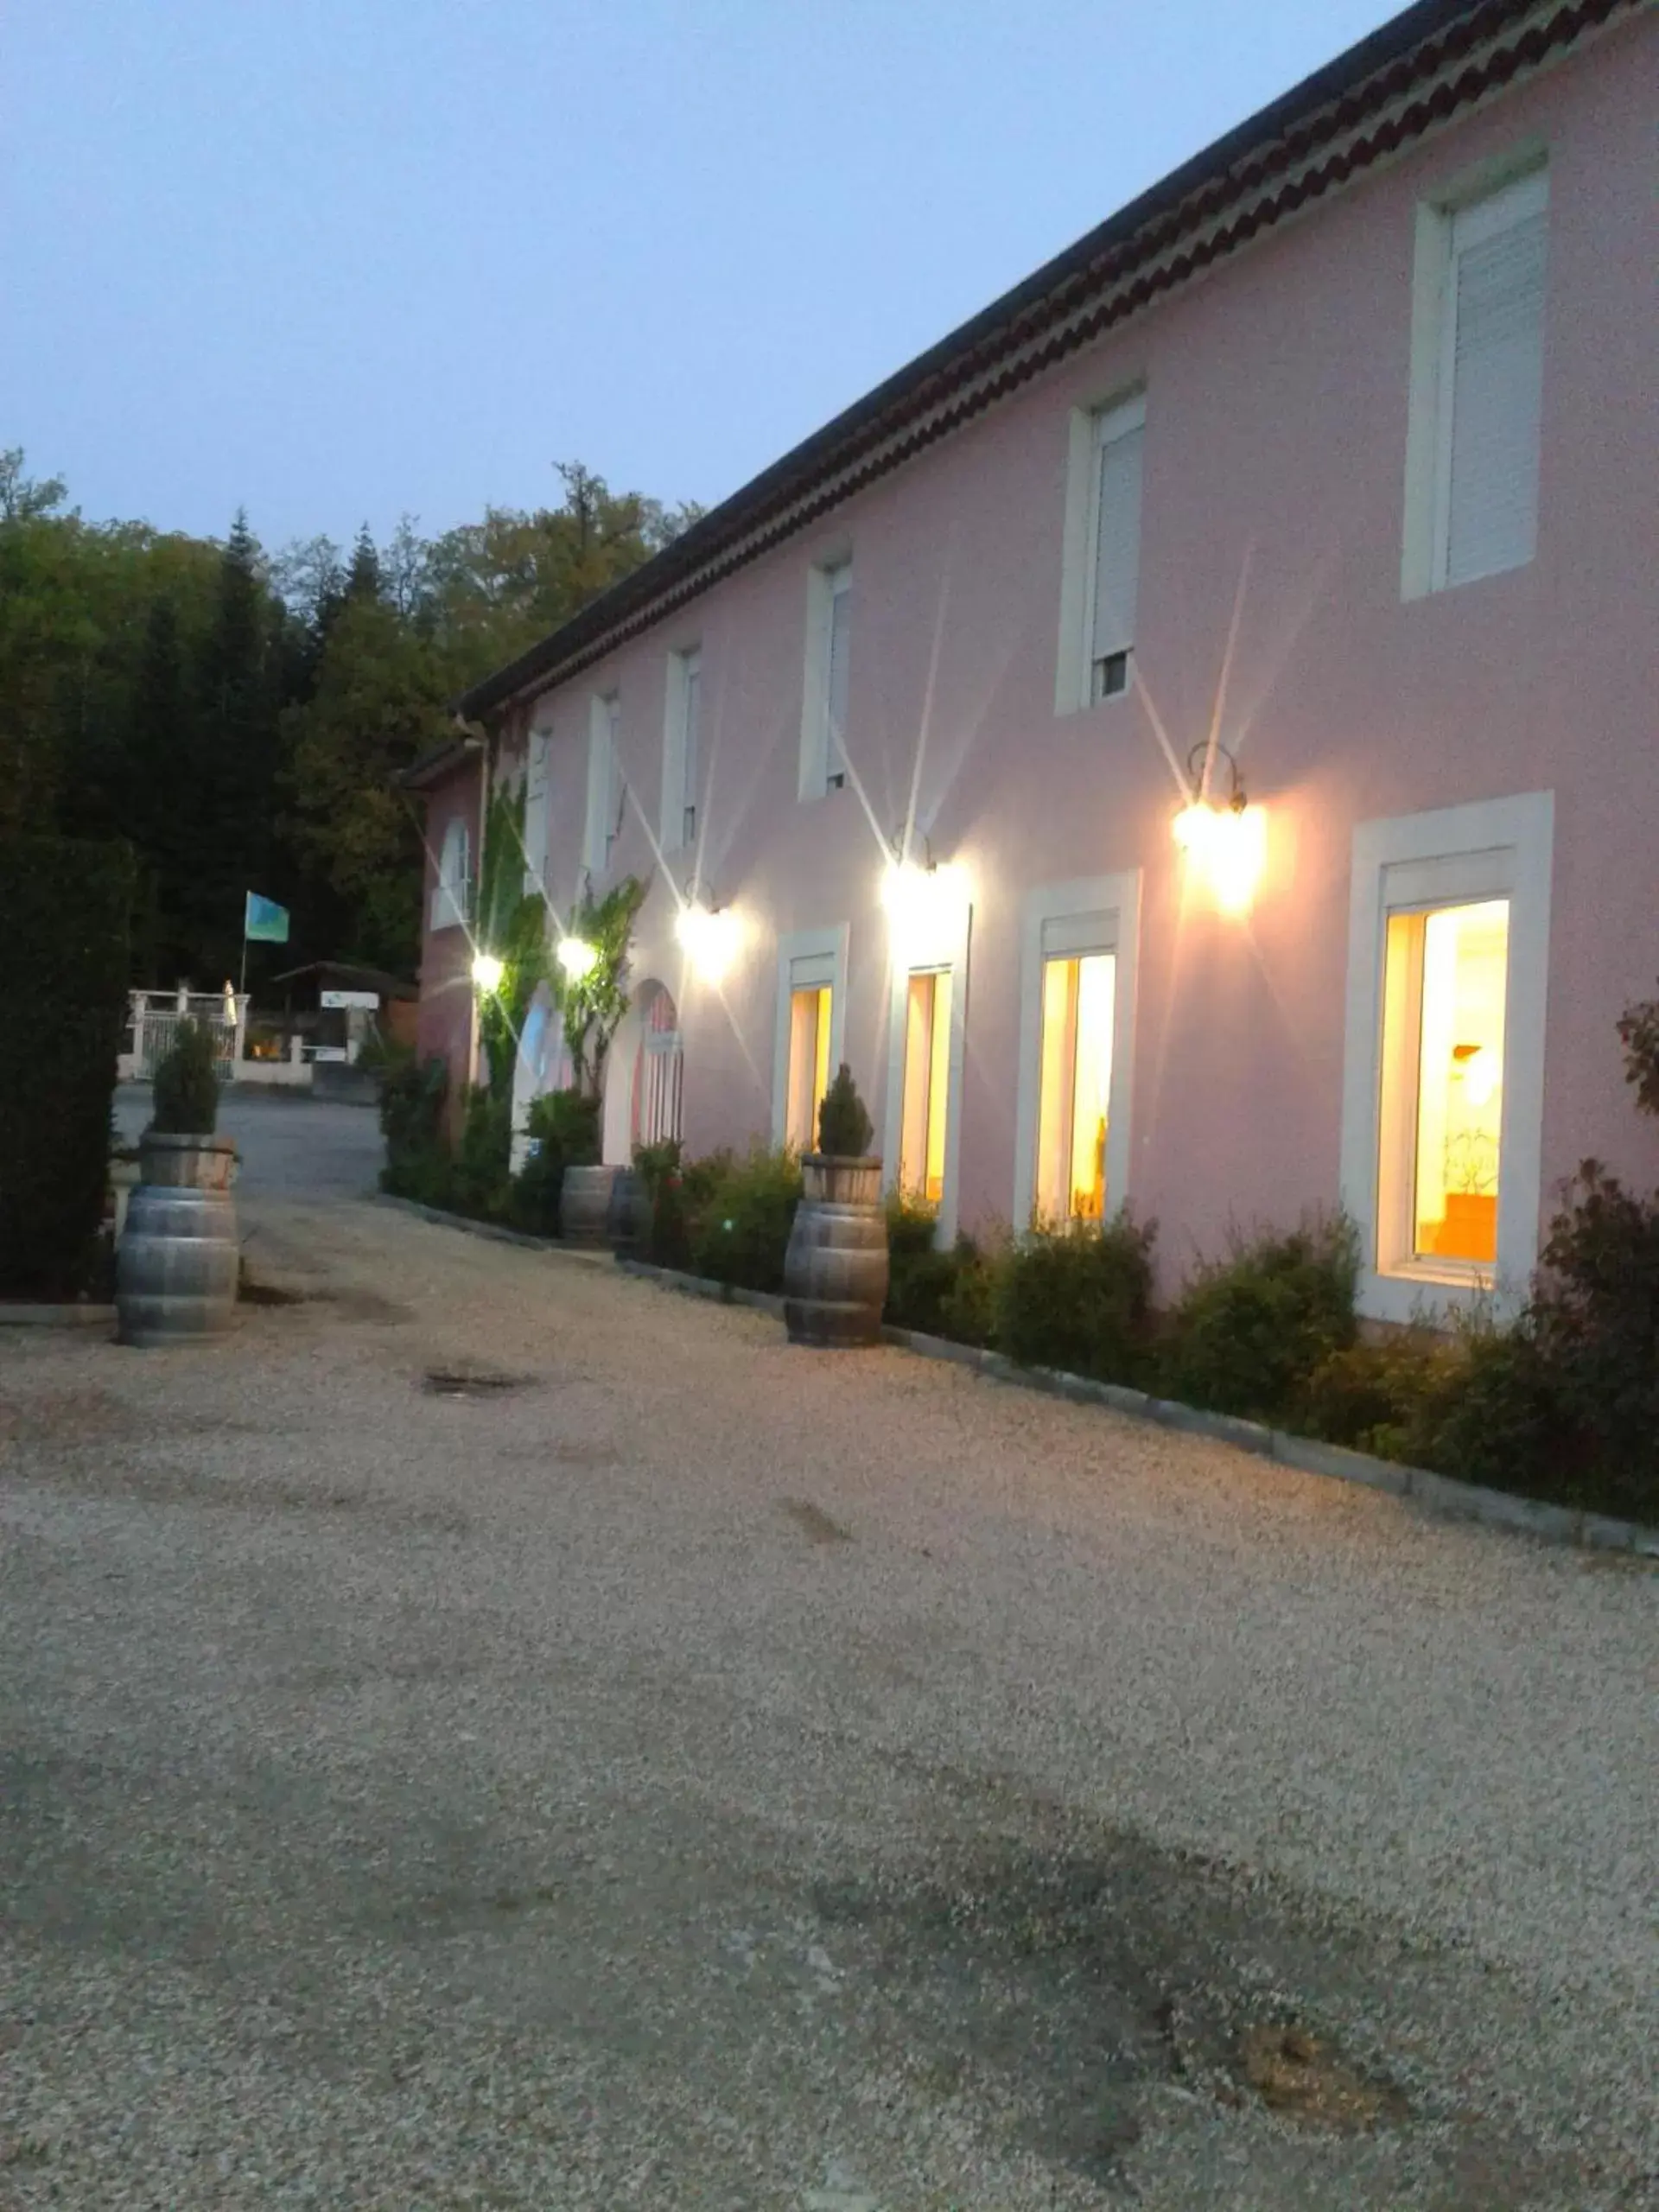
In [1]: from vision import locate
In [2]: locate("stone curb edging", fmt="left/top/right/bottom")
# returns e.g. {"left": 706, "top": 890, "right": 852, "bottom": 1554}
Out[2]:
{"left": 614, "top": 1257, "right": 788, "bottom": 1322}
{"left": 370, "top": 1192, "right": 610, "bottom": 1261}
{"left": 367, "top": 1205, "right": 1656, "bottom": 1560}
{"left": 0, "top": 1304, "right": 118, "bottom": 1330}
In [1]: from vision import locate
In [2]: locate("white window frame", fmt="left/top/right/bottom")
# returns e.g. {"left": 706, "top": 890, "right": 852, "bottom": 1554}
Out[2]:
{"left": 584, "top": 693, "right": 624, "bottom": 881}
{"left": 522, "top": 723, "right": 552, "bottom": 897}
{"left": 1339, "top": 791, "right": 1554, "bottom": 1325}
{"left": 771, "top": 925, "right": 849, "bottom": 1147}
{"left": 1054, "top": 387, "right": 1145, "bottom": 717}
{"left": 880, "top": 897, "right": 972, "bottom": 1243}
{"left": 660, "top": 646, "right": 702, "bottom": 855}
{"left": 798, "top": 557, "right": 852, "bottom": 800}
{"left": 1401, "top": 149, "right": 1548, "bottom": 601}
{"left": 429, "top": 815, "right": 472, "bottom": 931}
{"left": 1011, "top": 872, "right": 1141, "bottom": 1231}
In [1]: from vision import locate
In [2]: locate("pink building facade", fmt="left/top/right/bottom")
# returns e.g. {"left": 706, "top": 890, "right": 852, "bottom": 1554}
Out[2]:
{"left": 411, "top": 0, "right": 1658, "bottom": 1321}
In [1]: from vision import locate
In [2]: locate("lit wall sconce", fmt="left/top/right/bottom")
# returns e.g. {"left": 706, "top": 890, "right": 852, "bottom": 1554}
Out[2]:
{"left": 675, "top": 897, "right": 741, "bottom": 985}
{"left": 1172, "top": 742, "right": 1267, "bottom": 916}
{"left": 556, "top": 936, "right": 598, "bottom": 982}
{"left": 470, "top": 950, "right": 505, "bottom": 994}
{"left": 881, "top": 836, "right": 967, "bottom": 965}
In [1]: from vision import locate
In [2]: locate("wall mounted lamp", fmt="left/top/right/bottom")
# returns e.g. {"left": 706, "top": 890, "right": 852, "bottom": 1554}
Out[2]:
{"left": 1172, "top": 742, "right": 1267, "bottom": 916}
{"left": 470, "top": 950, "right": 505, "bottom": 995}
{"left": 675, "top": 896, "right": 741, "bottom": 984}
{"left": 556, "top": 936, "right": 599, "bottom": 982}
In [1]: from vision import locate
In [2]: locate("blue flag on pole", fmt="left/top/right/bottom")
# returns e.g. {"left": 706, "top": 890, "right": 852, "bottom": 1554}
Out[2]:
{"left": 244, "top": 892, "right": 290, "bottom": 944}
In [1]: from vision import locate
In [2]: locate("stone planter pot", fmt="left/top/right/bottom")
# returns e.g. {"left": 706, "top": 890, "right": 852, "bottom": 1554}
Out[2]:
{"left": 784, "top": 1154, "right": 889, "bottom": 1348}
{"left": 561, "top": 1163, "right": 618, "bottom": 1248}
{"left": 117, "top": 1132, "right": 238, "bottom": 1347}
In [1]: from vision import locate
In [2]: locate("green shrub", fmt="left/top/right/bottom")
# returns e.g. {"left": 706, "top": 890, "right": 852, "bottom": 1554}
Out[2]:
{"left": 1302, "top": 1331, "right": 1458, "bottom": 1455}
{"left": 0, "top": 835, "right": 134, "bottom": 1298}
{"left": 1528, "top": 1160, "right": 1659, "bottom": 1515}
{"left": 632, "top": 1138, "right": 694, "bottom": 1268}
{"left": 992, "top": 1212, "right": 1157, "bottom": 1384}
{"left": 507, "top": 1086, "right": 601, "bottom": 1235}
{"left": 817, "top": 1063, "right": 874, "bottom": 1157}
{"left": 378, "top": 1053, "right": 449, "bottom": 1198}
{"left": 1397, "top": 1324, "right": 1567, "bottom": 1498}
{"left": 449, "top": 1086, "right": 512, "bottom": 1220}
{"left": 689, "top": 1143, "right": 803, "bottom": 1293}
{"left": 1160, "top": 1213, "right": 1358, "bottom": 1423}
{"left": 884, "top": 1195, "right": 997, "bottom": 1346}
{"left": 150, "top": 1018, "right": 221, "bottom": 1135}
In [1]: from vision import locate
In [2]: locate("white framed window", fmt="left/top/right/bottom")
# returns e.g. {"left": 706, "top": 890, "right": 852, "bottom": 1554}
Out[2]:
{"left": 522, "top": 724, "right": 551, "bottom": 896}
{"left": 897, "top": 968, "right": 953, "bottom": 1205}
{"left": 584, "top": 693, "right": 625, "bottom": 880}
{"left": 1339, "top": 792, "right": 1554, "bottom": 1324}
{"left": 1012, "top": 873, "right": 1141, "bottom": 1230}
{"left": 660, "top": 647, "right": 702, "bottom": 853}
{"left": 1402, "top": 161, "right": 1548, "bottom": 599}
{"left": 1055, "top": 390, "right": 1145, "bottom": 715}
{"left": 429, "top": 815, "right": 472, "bottom": 931}
{"left": 772, "top": 926, "right": 849, "bottom": 1149}
{"left": 798, "top": 559, "right": 852, "bottom": 799}
{"left": 881, "top": 895, "right": 971, "bottom": 1239}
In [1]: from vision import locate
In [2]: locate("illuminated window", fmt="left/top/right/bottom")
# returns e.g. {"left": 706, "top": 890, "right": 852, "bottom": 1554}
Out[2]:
{"left": 786, "top": 982, "right": 833, "bottom": 1153}
{"left": 1380, "top": 898, "right": 1510, "bottom": 1267}
{"left": 1036, "top": 950, "right": 1116, "bottom": 1224}
{"left": 899, "top": 969, "right": 952, "bottom": 1204}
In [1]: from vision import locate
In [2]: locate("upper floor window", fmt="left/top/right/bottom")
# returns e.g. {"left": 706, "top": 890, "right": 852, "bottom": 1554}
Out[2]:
{"left": 661, "top": 647, "right": 702, "bottom": 853}
{"left": 1055, "top": 390, "right": 1145, "bottom": 715}
{"left": 583, "top": 693, "right": 625, "bottom": 880}
{"left": 1085, "top": 394, "right": 1145, "bottom": 700}
{"left": 798, "top": 558, "right": 851, "bottom": 798}
{"left": 430, "top": 816, "right": 472, "bottom": 931}
{"left": 1403, "top": 163, "right": 1548, "bottom": 598}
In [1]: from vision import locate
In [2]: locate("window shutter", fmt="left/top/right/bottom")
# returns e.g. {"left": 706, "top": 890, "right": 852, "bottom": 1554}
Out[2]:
{"left": 1445, "top": 186, "right": 1547, "bottom": 588}
{"left": 826, "top": 575, "right": 851, "bottom": 771}
{"left": 1090, "top": 420, "right": 1144, "bottom": 664}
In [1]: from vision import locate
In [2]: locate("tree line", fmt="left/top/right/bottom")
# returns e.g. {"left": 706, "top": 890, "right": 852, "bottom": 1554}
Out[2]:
{"left": 0, "top": 449, "right": 698, "bottom": 988}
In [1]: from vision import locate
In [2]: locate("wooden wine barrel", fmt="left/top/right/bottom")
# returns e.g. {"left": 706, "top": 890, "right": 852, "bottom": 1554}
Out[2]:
{"left": 116, "top": 1134, "right": 238, "bottom": 1346}
{"left": 605, "top": 1166, "right": 650, "bottom": 1255}
{"left": 561, "top": 1163, "right": 618, "bottom": 1247}
{"left": 783, "top": 1154, "right": 888, "bottom": 1348}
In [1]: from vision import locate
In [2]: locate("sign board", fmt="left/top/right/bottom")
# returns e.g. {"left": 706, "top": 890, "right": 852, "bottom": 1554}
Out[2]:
{"left": 320, "top": 989, "right": 379, "bottom": 1009}
{"left": 308, "top": 1046, "right": 350, "bottom": 1063}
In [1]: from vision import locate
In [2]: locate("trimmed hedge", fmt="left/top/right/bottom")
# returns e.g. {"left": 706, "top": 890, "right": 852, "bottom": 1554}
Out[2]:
{"left": 0, "top": 836, "right": 135, "bottom": 1297}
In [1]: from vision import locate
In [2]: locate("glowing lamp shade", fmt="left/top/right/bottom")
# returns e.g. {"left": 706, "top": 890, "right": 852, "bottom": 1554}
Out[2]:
{"left": 1173, "top": 801, "right": 1267, "bottom": 916}
{"left": 881, "top": 857, "right": 966, "bottom": 964}
{"left": 675, "top": 900, "right": 739, "bottom": 984}
{"left": 556, "top": 937, "right": 599, "bottom": 982}
{"left": 470, "top": 951, "right": 505, "bottom": 994}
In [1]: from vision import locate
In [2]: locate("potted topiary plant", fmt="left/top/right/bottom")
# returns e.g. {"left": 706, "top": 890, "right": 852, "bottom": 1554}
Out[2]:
{"left": 117, "top": 1018, "right": 238, "bottom": 1345}
{"left": 783, "top": 1063, "right": 889, "bottom": 1346}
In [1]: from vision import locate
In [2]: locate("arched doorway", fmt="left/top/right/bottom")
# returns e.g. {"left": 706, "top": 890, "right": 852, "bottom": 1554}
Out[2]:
{"left": 631, "top": 982, "right": 683, "bottom": 1151}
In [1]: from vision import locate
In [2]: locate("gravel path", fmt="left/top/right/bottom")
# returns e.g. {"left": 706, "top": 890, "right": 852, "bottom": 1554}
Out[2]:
{"left": 2, "top": 1193, "right": 1654, "bottom": 2209}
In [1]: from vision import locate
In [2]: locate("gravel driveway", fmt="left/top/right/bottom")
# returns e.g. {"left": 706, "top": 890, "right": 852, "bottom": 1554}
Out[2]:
{"left": 2, "top": 1191, "right": 1654, "bottom": 2209}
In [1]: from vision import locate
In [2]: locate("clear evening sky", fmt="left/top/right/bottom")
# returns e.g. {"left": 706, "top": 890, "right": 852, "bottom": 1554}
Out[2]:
{"left": 7, "top": 1, "right": 1400, "bottom": 549}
